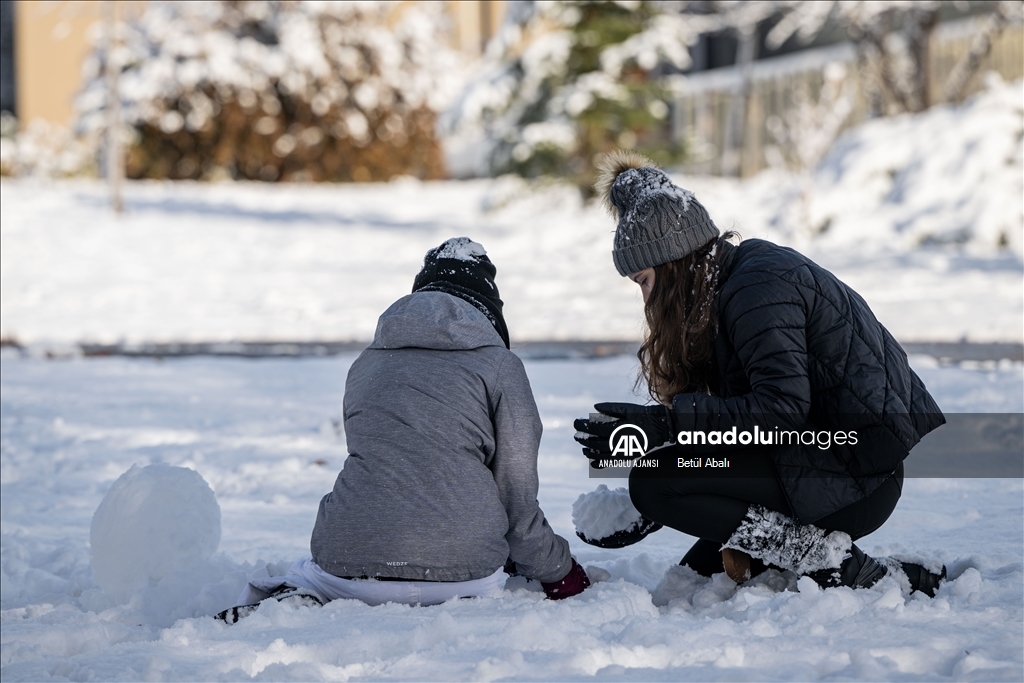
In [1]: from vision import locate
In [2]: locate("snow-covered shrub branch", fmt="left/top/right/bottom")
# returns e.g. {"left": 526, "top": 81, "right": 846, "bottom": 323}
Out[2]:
{"left": 76, "top": 1, "right": 464, "bottom": 182}
{"left": 755, "top": 0, "right": 1023, "bottom": 115}
{"left": 764, "top": 62, "right": 856, "bottom": 172}
{"left": 443, "top": 1, "right": 717, "bottom": 189}
{"left": 0, "top": 112, "right": 98, "bottom": 178}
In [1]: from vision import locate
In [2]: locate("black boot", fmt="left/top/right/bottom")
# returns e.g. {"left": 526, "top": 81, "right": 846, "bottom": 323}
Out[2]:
{"left": 216, "top": 603, "right": 258, "bottom": 624}
{"left": 678, "top": 539, "right": 769, "bottom": 580}
{"left": 720, "top": 548, "right": 773, "bottom": 584}
{"left": 807, "top": 544, "right": 887, "bottom": 590}
{"left": 215, "top": 584, "right": 324, "bottom": 624}
{"left": 900, "top": 561, "right": 946, "bottom": 597}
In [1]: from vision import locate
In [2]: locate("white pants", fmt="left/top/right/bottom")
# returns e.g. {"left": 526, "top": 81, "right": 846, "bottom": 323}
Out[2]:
{"left": 237, "top": 558, "right": 506, "bottom": 607}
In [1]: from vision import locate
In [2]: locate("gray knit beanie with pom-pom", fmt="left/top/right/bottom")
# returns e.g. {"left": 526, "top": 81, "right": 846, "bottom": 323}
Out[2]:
{"left": 595, "top": 150, "right": 719, "bottom": 276}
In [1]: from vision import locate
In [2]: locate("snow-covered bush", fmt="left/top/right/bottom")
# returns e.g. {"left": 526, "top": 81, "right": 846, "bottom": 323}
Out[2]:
{"left": 0, "top": 113, "right": 98, "bottom": 178}
{"left": 75, "top": 1, "right": 463, "bottom": 182}
{"left": 444, "top": 1, "right": 711, "bottom": 189}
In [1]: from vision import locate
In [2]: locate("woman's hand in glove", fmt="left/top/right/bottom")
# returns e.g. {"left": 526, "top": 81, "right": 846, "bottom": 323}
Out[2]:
{"left": 573, "top": 410, "right": 617, "bottom": 466}
{"left": 573, "top": 402, "right": 676, "bottom": 466}
{"left": 541, "top": 559, "right": 591, "bottom": 600}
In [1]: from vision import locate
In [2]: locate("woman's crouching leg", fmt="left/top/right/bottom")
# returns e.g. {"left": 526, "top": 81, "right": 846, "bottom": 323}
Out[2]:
{"left": 812, "top": 462, "right": 903, "bottom": 540}
{"left": 628, "top": 451, "right": 793, "bottom": 579}
{"left": 627, "top": 449, "right": 792, "bottom": 543}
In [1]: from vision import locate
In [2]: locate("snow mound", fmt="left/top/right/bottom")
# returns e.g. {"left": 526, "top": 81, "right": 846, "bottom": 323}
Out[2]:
{"left": 572, "top": 485, "right": 642, "bottom": 541}
{"left": 810, "top": 76, "right": 1024, "bottom": 259}
{"left": 90, "top": 464, "right": 221, "bottom": 602}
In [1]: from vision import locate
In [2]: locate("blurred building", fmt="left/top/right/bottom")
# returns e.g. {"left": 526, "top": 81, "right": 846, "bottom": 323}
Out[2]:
{"left": 670, "top": 3, "right": 1024, "bottom": 177}
{"left": 5, "top": 1, "right": 107, "bottom": 124}
{"left": 0, "top": 1, "right": 13, "bottom": 114}
{"left": 673, "top": 11, "right": 1023, "bottom": 177}
{"left": 0, "top": 0, "right": 507, "bottom": 125}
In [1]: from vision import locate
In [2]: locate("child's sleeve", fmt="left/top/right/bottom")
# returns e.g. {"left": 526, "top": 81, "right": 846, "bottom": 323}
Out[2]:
{"left": 490, "top": 354, "right": 573, "bottom": 584}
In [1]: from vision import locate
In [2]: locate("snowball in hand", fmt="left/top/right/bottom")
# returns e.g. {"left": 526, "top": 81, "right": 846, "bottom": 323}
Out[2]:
{"left": 572, "top": 485, "right": 643, "bottom": 541}
{"left": 90, "top": 464, "right": 221, "bottom": 600}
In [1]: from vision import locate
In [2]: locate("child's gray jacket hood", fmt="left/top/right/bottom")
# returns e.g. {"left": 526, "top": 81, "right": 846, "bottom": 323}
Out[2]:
{"left": 368, "top": 291, "right": 504, "bottom": 351}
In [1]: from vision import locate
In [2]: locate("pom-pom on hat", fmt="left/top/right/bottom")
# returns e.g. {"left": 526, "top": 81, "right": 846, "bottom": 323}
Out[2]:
{"left": 412, "top": 237, "right": 510, "bottom": 349}
{"left": 595, "top": 150, "right": 720, "bottom": 277}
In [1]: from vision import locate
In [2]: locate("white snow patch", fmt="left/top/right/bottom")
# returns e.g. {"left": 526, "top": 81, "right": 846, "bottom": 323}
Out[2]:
{"left": 2, "top": 85, "right": 1022, "bottom": 347}
{"left": 614, "top": 167, "right": 695, "bottom": 227}
{"left": 434, "top": 237, "right": 487, "bottom": 261}
{"left": 724, "top": 505, "right": 852, "bottom": 574}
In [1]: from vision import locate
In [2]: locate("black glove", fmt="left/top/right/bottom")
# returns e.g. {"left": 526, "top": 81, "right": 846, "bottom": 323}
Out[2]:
{"left": 573, "top": 411, "right": 616, "bottom": 467}
{"left": 573, "top": 402, "right": 675, "bottom": 467}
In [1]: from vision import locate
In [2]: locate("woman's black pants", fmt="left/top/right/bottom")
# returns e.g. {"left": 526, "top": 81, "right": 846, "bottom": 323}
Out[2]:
{"left": 628, "top": 450, "right": 903, "bottom": 577}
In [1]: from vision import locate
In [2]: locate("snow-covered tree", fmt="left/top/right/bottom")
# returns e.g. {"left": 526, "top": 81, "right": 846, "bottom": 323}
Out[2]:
{"left": 76, "top": 1, "right": 463, "bottom": 182}
{"left": 443, "top": 1, "right": 716, "bottom": 190}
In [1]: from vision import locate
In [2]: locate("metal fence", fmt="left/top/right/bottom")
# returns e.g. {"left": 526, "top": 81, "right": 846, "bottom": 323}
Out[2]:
{"left": 672, "top": 17, "right": 1024, "bottom": 177}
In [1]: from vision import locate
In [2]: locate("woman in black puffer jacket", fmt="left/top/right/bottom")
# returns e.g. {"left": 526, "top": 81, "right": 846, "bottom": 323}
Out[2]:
{"left": 574, "top": 152, "right": 946, "bottom": 593}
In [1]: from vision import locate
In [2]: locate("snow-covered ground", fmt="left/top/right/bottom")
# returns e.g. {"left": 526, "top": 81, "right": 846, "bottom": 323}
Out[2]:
{"left": 1, "top": 349, "right": 1021, "bottom": 681}
{"left": 3, "top": 81, "right": 1022, "bottom": 347}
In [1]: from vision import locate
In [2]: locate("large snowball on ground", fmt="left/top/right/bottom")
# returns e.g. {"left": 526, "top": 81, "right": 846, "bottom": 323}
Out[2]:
{"left": 91, "top": 464, "right": 221, "bottom": 601}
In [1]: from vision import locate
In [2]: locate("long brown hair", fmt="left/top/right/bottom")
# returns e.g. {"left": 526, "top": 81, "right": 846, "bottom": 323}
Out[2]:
{"left": 638, "top": 232, "right": 738, "bottom": 404}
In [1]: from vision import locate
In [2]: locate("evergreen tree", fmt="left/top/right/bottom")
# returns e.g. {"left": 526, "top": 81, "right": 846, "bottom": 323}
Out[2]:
{"left": 446, "top": 1, "right": 709, "bottom": 191}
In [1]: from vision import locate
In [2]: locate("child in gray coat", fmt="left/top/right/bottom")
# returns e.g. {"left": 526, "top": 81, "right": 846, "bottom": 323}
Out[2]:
{"left": 218, "top": 238, "right": 588, "bottom": 622}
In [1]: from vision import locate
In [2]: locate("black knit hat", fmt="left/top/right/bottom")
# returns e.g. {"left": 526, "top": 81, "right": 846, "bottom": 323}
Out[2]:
{"left": 412, "top": 237, "right": 511, "bottom": 349}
